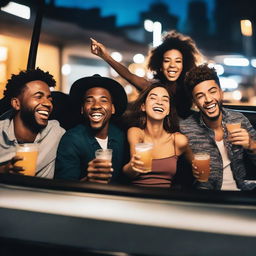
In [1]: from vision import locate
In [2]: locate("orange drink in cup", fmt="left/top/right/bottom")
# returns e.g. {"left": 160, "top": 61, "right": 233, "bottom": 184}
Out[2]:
{"left": 135, "top": 143, "right": 153, "bottom": 172}
{"left": 193, "top": 153, "right": 210, "bottom": 182}
{"left": 15, "top": 143, "right": 39, "bottom": 176}
{"left": 226, "top": 123, "right": 241, "bottom": 134}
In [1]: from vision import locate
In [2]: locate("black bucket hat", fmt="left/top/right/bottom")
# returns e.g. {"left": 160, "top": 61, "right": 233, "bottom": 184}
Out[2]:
{"left": 69, "top": 74, "right": 128, "bottom": 117}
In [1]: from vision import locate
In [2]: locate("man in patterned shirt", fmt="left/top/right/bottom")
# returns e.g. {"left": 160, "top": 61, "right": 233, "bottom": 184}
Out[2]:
{"left": 180, "top": 64, "right": 256, "bottom": 190}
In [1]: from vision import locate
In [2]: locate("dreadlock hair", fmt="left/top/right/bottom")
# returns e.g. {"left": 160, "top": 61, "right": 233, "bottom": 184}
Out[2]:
{"left": 184, "top": 63, "right": 221, "bottom": 98}
{"left": 4, "top": 68, "right": 56, "bottom": 102}
{"left": 128, "top": 82, "right": 179, "bottom": 133}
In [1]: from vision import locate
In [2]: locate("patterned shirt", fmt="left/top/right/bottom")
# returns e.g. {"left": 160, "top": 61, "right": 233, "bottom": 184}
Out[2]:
{"left": 180, "top": 108, "right": 256, "bottom": 190}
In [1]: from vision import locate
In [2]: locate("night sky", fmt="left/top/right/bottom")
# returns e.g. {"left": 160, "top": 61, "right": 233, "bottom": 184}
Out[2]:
{"left": 54, "top": 0, "right": 215, "bottom": 29}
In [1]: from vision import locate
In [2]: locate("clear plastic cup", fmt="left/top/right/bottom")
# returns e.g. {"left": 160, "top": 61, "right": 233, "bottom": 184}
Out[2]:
{"left": 226, "top": 123, "right": 241, "bottom": 134}
{"left": 95, "top": 149, "right": 113, "bottom": 161}
{"left": 194, "top": 153, "right": 210, "bottom": 182}
{"left": 15, "top": 143, "right": 39, "bottom": 176}
{"left": 135, "top": 143, "right": 153, "bottom": 172}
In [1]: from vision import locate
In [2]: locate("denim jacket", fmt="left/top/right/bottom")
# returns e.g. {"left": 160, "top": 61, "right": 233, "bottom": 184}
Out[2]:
{"left": 180, "top": 108, "right": 256, "bottom": 190}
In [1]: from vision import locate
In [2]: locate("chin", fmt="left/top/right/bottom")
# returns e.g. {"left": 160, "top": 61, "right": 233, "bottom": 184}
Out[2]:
{"left": 90, "top": 123, "right": 104, "bottom": 130}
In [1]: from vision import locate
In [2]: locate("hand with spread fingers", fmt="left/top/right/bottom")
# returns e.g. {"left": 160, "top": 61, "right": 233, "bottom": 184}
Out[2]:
{"left": 82, "top": 158, "right": 113, "bottom": 184}
{"left": 0, "top": 156, "right": 24, "bottom": 174}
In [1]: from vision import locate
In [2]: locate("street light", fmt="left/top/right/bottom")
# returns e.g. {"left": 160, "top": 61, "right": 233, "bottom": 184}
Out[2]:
{"left": 144, "top": 19, "right": 162, "bottom": 47}
{"left": 240, "top": 20, "right": 252, "bottom": 37}
{"left": 1, "top": 1, "right": 30, "bottom": 19}
{"left": 240, "top": 19, "right": 254, "bottom": 87}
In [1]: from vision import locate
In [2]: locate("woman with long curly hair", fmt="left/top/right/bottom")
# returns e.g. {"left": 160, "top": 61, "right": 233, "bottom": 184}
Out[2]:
{"left": 91, "top": 30, "right": 203, "bottom": 118}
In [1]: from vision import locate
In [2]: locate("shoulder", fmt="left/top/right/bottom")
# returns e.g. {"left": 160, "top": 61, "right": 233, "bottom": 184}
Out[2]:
{"left": 61, "top": 124, "right": 86, "bottom": 139}
{"left": 128, "top": 127, "right": 143, "bottom": 136}
{"left": 179, "top": 112, "right": 200, "bottom": 132}
{"left": 47, "top": 120, "right": 65, "bottom": 134}
{"left": 109, "top": 123, "right": 125, "bottom": 135}
{"left": 174, "top": 132, "right": 188, "bottom": 148}
{"left": 224, "top": 108, "right": 247, "bottom": 120}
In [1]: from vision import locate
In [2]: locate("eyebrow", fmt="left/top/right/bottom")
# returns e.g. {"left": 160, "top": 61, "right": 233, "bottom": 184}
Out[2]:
{"left": 163, "top": 56, "right": 182, "bottom": 60}
{"left": 149, "top": 93, "right": 169, "bottom": 99}
{"left": 84, "top": 95, "right": 110, "bottom": 100}
{"left": 33, "top": 91, "right": 51, "bottom": 97}
{"left": 194, "top": 86, "right": 218, "bottom": 97}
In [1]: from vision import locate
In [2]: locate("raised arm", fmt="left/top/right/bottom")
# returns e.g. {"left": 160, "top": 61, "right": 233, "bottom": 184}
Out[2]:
{"left": 90, "top": 38, "right": 150, "bottom": 91}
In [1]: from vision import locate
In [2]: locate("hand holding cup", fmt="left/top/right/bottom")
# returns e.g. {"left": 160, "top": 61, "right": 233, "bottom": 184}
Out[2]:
{"left": 86, "top": 149, "right": 113, "bottom": 184}
{"left": 193, "top": 153, "right": 210, "bottom": 182}
{"left": 131, "top": 143, "right": 153, "bottom": 173}
{"left": 14, "top": 143, "right": 39, "bottom": 176}
{"left": 226, "top": 123, "right": 251, "bottom": 148}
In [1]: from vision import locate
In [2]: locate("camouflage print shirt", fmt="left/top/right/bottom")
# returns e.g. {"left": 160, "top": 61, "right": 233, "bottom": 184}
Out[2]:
{"left": 179, "top": 108, "right": 256, "bottom": 190}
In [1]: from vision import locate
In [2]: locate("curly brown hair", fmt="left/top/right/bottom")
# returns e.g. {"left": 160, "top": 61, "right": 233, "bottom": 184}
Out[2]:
{"left": 147, "top": 31, "right": 202, "bottom": 118}
{"left": 148, "top": 30, "right": 202, "bottom": 84}
{"left": 184, "top": 63, "right": 220, "bottom": 97}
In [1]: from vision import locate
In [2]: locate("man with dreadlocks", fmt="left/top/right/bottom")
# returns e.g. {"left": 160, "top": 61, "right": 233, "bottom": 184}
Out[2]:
{"left": 0, "top": 68, "right": 65, "bottom": 178}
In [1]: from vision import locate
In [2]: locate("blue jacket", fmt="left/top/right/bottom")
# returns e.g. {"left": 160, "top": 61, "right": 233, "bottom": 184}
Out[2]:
{"left": 180, "top": 108, "right": 256, "bottom": 190}
{"left": 54, "top": 123, "right": 128, "bottom": 183}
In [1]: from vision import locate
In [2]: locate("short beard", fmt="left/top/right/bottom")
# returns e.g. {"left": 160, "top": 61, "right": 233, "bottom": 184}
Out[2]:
{"left": 20, "top": 108, "right": 45, "bottom": 133}
{"left": 201, "top": 101, "right": 223, "bottom": 121}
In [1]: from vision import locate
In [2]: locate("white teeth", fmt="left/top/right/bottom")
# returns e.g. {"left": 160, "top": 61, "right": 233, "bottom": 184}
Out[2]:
{"left": 91, "top": 113, "right": 103, "bottom": 117}
{"left": 168, "top": 71, "right": 176, "bottom": 75}
{"left": 37, "top": 110, "right": 49, "bottom": 116}
{"left": 206, "top": 104, "right": 216, "bottom": 109}
{"left": 91, "top": 113, "right": 103, "bottom": 121}
{"left": 153, "top": 107, "right": 164, "bottom": 112}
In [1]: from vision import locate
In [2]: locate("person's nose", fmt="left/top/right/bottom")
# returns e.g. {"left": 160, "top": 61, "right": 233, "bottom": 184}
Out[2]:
{"left": 42, "top": 97, "right": 53, "bottom": 109}
{"left": 91, "top": 100, "right": 102, "bottom": 109}
{"left": 169, "top": 61, "right": 175, "bottom": 67}
{"left": 205, "top": 93, "right": 213, "bottom": 103}
{"left": 156, "top": 99, "right": 163, "bottom": 105}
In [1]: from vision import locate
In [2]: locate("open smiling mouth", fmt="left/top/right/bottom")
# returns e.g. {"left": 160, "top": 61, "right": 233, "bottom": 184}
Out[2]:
{"left": 204, "top": 103, "right": 217, "bottom": 114}
{"left": 153, "top": 107, "right": 164, "bottom": 113}
{"left": 168, "top": 71, "right": 177, "bottom": 76}
{"left": 36, "top": 110, "right": 50, "bottom": 120}
{"left": 90, "top": 112, "right": 104, "bottom": 122}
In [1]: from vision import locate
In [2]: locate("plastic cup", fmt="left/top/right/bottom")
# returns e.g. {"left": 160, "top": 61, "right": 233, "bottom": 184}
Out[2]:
{"left": 194, "top": 153, "right": 210, "bottom": 182}
{"left": 15, "top": 143, "right": 39, "bottom": 176}
{"left": 226, "top": 123, "right": 241, "bottom": 134}
{"left": 95, "top": 149, "right": 112, "bottom": 161}
{"left": 135, "top": 143, "right": 153, "bottom": 172}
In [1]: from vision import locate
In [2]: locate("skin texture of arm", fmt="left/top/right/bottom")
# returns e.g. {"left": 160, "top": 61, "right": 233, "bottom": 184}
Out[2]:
{"left": 90, "top": 38, "right": 150, "bottom": 91}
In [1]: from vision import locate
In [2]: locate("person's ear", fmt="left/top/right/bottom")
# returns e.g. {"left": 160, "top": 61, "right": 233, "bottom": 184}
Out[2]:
{"left": 11, "top": 97, "right": 21, "bottom": 111}
{"left": 141, "top": 103, "right": 146, "bottom": 112}
{"left": 111, "top": 104, "right": 115, "bottom": 115}
{"left": 81, "top": 106, "right": 84, "bottom": 115}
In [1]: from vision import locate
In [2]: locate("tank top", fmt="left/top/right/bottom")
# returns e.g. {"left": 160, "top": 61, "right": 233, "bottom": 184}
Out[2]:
{"left": 132, "top": 134, "right": 178, "bottom": 188}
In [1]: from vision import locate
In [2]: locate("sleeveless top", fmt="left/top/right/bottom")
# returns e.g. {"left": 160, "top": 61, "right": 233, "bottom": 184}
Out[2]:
{"left": 132, "top": 134, "right": 178, "bottom": 188}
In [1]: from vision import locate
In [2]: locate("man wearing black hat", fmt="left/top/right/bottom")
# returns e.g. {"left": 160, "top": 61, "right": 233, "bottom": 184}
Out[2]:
{"left": 54, "top": 75, "right": 128, "bottom": 184}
